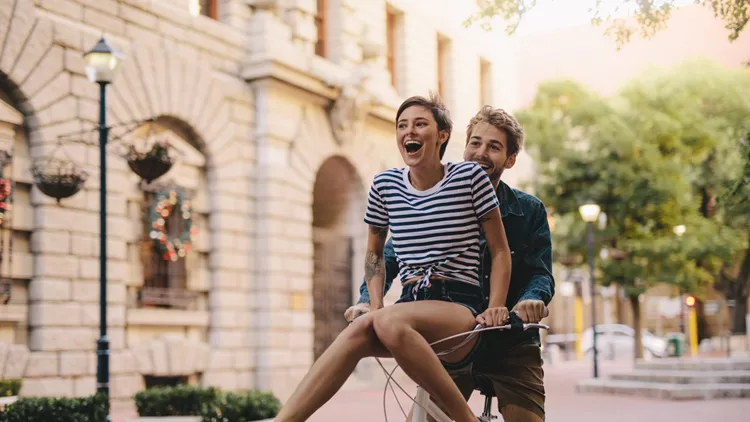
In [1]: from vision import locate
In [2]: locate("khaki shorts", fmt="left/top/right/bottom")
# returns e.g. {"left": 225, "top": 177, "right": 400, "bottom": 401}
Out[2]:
{"left": 449, "top": 342, "right": 546, "bottom": 420}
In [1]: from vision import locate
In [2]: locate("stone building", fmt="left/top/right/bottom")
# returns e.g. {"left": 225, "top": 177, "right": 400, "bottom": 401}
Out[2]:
{"left": 0, "top": 0, "right": 516, "bottom": 404}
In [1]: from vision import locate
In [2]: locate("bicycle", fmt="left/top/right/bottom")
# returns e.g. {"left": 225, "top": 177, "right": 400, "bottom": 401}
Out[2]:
{"left": 362, "top": 312, "right": 549, "bottom": 422}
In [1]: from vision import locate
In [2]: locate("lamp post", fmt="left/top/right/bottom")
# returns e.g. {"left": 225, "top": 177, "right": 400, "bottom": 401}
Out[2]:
{"left": 673, "top": 225, "right": 687, "bottom": 342}
{"left": 83, "top": 37, "right": 123, "bottom": 416}
{"left": 579, "top": 201, "right": 601, "bottom": 378}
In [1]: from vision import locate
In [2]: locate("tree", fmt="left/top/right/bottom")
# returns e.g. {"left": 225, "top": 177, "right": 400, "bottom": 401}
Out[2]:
{"left": 467, "top": 0, "right": 749, "bottom": 48}
{"left": 619, "top": 60, "right": 750, "bottom": 332}
{"left": 517, "top": 60, "right": 750, "bottom": 358}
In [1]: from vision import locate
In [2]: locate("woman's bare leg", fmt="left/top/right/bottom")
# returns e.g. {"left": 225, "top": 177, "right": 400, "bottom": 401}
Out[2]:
{"left": 275, "top": 312, "right": 390, "bottom": 422}
{"left": 373, "top": 301, "right": 479, "bottom": 422}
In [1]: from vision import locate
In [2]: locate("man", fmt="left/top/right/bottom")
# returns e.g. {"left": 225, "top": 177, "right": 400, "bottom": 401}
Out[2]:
{"left": 346, "top": 106, "right": 555, "bottom": 421}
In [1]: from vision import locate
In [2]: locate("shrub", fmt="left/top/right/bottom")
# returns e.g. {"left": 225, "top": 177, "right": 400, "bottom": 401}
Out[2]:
{"left": 135, "top": 385, "right": 219, "bottom": 417}
{"left": 204, "top": 390, "right": 281, "bottom": 422}
{"left": 0, "top": 393, "right": 108, "bottom": 422}
{"left": 0, "top": 380, "right": 20, "bottom": 397}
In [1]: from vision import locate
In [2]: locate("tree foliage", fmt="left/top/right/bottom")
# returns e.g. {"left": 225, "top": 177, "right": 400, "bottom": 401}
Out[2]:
{"left": 517, "top": 60, "right": 750, "bottom": 304}
{"left": 467, "top": 0, "right": 749, "bottom": 48}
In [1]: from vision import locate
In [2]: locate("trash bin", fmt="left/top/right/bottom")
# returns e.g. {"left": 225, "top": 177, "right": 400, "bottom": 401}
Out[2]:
{"left": 666, "top": 332, "right": 686, "bottom": 357}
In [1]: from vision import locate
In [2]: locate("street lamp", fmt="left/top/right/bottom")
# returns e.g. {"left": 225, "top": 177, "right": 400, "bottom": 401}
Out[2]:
{"left": 579, "top": 201, "right": 601, "bottom": 378}
{"left": 673, "top": 224, "right": 687, "bottom": 338}
{"left": 83, "top": 37, "right": 124, "bottom": 416}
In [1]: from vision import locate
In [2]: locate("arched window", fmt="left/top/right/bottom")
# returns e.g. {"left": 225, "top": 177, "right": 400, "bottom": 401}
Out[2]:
{"left": 0, "top": 90, "right": 34, "bottom": 346}
{"left": 125, "top": 120, "right": 210, "bottom": 311}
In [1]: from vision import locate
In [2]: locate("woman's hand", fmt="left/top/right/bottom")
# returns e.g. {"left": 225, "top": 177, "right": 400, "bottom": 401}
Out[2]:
{"left": 344, "top": 303, "right": 370, "bottom": 322}
{"left": 476, "top": 306, "right": 509, "bottom": 327}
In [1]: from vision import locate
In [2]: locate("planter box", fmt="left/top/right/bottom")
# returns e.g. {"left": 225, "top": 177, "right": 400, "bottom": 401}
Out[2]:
{"left": 126, "top": 418, "right": 275, "bottom": 422}
{"left": 0, "top": 396, "right": 18, "bottom": 409}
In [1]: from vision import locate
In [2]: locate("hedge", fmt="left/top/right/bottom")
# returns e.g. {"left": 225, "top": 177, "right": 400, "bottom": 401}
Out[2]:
{"left": 135, "top": 385, "right": 280, "bottom": 422}
{"left": 0, "top": 393, "right": 108, "bottom": 422}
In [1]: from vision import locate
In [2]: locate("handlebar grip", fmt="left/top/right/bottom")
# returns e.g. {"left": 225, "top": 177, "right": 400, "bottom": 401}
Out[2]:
{"left": 509, "top": 311, "right": 525, "bottom": 332}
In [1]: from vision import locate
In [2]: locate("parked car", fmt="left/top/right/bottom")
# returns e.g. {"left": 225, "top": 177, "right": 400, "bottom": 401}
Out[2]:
{"left": 581, "top": 324, "right": 668, "bottom": 360}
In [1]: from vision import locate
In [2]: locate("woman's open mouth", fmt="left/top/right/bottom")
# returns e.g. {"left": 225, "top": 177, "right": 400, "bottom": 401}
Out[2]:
{"left": 404, "top": 140, "right": 423, "bottom": 154}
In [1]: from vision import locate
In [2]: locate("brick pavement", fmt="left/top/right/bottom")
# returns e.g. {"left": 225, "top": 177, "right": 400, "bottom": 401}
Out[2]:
{"left": 305, "top": 359, "right": 750, "bottom": 422}
{"left": 112, "top": 358, "right": 750, "bottom": 421}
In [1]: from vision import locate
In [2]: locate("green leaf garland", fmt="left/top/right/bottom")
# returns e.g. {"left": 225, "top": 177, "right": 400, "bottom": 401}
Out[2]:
{"left": 148, "top": 188, "right": 197, "bottom": 261}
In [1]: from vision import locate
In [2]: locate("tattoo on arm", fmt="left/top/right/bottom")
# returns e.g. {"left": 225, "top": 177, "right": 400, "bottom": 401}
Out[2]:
{"left": 369, "top": 225, "right": 388, "bottom": 239}
{"left": 365, "top": 251, "right": 384, "bottom": 281}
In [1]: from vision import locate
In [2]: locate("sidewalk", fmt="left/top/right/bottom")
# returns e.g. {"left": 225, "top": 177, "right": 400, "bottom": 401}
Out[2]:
{"left": 306, "top": 359, "right": 750, "bottom": 422}
{"left": 113, "top": 358, "right": 750, "bottom": 422}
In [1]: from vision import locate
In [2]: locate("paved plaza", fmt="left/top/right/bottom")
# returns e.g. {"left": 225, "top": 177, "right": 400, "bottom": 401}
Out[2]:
{"left": 111, "top": 358, "right": 750, "bottom": 421}
{"left": 304, "top": 360, "right": 750, "bottom": 422}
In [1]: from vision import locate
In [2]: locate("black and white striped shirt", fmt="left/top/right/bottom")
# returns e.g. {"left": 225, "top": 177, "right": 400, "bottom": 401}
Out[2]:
{"left": 364, "top": 162, "right": 499, "bottom": 287}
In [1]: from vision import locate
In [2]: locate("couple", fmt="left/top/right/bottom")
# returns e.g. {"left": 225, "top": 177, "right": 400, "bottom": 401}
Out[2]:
{"left": 276, "top": 95, "right": 554, "bottom": 422}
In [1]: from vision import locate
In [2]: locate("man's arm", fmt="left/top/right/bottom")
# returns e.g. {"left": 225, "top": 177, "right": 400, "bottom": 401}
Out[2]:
{"left": 357, "top": 238, "right": 398, "bottom": 304}
{"left": 517, "top": 202, "right": 555, "bottom": 305}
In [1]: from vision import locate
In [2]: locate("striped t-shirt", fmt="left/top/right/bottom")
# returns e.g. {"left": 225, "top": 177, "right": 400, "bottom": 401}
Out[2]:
{"left": 364, "top": 161, "right": 500, "bottom": 287}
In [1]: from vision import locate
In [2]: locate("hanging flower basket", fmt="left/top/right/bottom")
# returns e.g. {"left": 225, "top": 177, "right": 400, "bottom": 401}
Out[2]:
{"left": 31, "top": 158, "right": 88, "bottom": 204}
{"left": 126, "top": 140, "right": 175, "bottom": 183}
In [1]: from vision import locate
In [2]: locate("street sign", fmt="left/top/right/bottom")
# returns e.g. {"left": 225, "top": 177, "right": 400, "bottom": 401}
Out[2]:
{"left": 704, "top": 300, "right": 720, "bottom": 315}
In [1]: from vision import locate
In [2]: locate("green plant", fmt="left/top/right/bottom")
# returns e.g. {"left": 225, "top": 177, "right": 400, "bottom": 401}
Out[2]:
{"left": 0, "top": 380, "right": 21, "bottom": 397}
{"left": 203, "top": 390, "right": 281, "bottom": 422}
{"left": 135, "top": 385, "right": 219, "bottom": 417}
{"left": 0, "top": 393, "right": 108, "bottom": 422}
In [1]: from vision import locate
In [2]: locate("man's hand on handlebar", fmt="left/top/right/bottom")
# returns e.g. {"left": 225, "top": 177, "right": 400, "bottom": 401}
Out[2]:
{"left": 344, "top": 303, "right": 370, "bottom": 322}
{"left": 511, "top": 299, "right": 549, "bottom": 323}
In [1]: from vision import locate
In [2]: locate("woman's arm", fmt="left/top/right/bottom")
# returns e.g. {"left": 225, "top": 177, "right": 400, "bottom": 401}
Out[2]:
{"left": 478, "top": 207, "right": 512, "bottom": 325}
{"left": 365, "top": 225, "right": 389, "bottom": 311}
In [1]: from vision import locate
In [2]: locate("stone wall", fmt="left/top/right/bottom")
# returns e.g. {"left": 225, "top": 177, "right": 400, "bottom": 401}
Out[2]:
{"left": 0, "top": 0, "right": 254, "bottom": 400}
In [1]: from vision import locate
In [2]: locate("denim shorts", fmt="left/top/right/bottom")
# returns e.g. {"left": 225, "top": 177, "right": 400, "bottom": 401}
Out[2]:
{"left": 395, "top": 279, "right": 485, "bottom": 316}
{"left": 395, "top": 279, "right": 485, "bottom": 371}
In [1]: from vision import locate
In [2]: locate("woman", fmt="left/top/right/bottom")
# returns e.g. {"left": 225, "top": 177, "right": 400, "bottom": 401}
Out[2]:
{"left": 275, "top": 94, "right": 512, "bottom": 422}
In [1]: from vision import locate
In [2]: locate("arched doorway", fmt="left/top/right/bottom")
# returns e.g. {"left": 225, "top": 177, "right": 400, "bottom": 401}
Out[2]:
{"left": 312, "top": 156, "right": 365, "bottom": 360}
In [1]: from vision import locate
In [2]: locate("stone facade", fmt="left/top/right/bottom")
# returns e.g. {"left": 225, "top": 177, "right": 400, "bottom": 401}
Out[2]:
{"left": 0, "top": 0, "right": 515, "bottom": 403}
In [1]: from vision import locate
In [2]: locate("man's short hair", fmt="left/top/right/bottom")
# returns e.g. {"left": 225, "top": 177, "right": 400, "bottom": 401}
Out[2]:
{"left": 396, "top": 92, "right": 453, "bottom": 159}
{"left": 466, "top": 106, "right": 525, "bottom": 156}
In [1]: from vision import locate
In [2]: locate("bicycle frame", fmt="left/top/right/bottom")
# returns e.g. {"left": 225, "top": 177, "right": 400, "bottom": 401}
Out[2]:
{"left": 409, "top": 322, "right": 549, "bottom": 422}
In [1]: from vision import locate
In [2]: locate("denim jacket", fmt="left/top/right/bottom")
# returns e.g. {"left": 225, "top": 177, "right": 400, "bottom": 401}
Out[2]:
{"left": 356, "top": 181, "right": 555, "bottom": 346}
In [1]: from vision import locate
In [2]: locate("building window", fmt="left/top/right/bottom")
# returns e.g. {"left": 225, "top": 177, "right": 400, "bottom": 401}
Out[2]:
{"left": 479, "top": 58, "right": 493, "bottom": 107}
{"left": 190, "top": 0, "right": 217, "bottom": 19}
{"left": 437, "top": 35, "right": 451, "bottom": 100}
{"left": 144, "top": 375, "right": 189, "bottom": 389}
{"left": 200, "top": 0, "right": 218, "bottom": 19}
{"left": 315, "top": 0, "right": 327, "bottom": 57}
{"left": 386, "top": 8, "right": 399, "bottom": 88}
{"left": 139, "top": 191, "right": 192, "bottom": 310}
